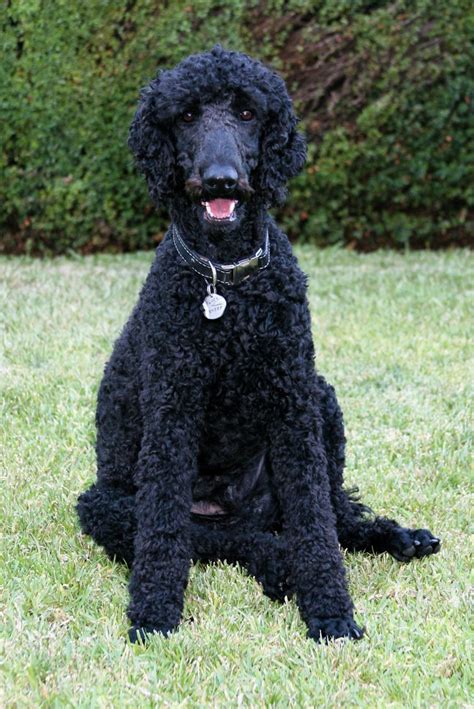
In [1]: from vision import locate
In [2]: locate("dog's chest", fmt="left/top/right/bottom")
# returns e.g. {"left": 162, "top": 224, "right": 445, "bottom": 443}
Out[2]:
{"left": 206, "top": 298, "right": 285, "bottom": 383}
{"left": 199, "top": 313, "right": 287, "bottom": 442}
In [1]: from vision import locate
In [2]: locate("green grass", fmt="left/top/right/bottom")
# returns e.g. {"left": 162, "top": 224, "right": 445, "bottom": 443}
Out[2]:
{"left": 1, "top": 247, "right": 472, "bottom": 707}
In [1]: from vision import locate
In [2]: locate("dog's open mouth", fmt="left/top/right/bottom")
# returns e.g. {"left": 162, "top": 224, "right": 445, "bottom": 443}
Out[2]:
{"left": 202, "top": 198, "right": 238, "bottom": 223}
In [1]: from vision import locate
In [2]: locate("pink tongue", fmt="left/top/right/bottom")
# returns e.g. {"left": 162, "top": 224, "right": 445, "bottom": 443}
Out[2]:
{"left": 208, "top": 199, "right": 235, "bottom": 219}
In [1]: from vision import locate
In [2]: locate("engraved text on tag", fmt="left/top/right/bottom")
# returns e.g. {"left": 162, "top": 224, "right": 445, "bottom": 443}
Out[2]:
{"left": 202, "top": 292, "right": 227, "bottom": 319}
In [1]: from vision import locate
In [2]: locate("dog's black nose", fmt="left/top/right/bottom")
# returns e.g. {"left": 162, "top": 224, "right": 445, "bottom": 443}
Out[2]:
{"left": 202, "top": 166, "right": 238, "bottom": 194}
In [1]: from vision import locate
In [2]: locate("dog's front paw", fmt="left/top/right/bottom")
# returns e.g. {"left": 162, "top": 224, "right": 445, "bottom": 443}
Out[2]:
{"left": 128, "top": 623, "right": 176, "bottom": 644}
{"left": 387, "top": 527, "right": 441, "bottom": 563}
{"left": 307, "top": 616, "right": 364, "bottom": 643}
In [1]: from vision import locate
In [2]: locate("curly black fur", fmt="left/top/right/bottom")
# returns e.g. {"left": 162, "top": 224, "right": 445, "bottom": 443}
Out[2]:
{"left": 77, "top": 46, "right": 440, "bottom": 644}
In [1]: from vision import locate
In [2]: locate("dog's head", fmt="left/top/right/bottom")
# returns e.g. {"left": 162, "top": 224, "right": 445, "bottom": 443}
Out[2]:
{"left": 129, "top": 46, "right": 306, "bottom": 232}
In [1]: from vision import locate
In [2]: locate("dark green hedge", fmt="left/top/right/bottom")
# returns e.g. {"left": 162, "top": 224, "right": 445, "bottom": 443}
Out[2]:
{"left": 1, "top": 0, "right": 473, "bottom": 254}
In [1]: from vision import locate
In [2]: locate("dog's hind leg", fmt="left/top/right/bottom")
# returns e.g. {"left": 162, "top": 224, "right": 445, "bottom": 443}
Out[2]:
{"left": 76, "top": 486, "right": 293, "bottom": 602}
{"left": 76, "top": 484, "right": 136, "bottom": 566}
{"left": 94, "top": 337, "right": 142, "bottom": 493}
{"left": 192, "top": 525, "right": 293, "bottom": 602}
{"left": 318, "top": 375, "right": 441, "bottom": 562}
{"left": 77, "top": 337, "right": 141, "bottom": 562}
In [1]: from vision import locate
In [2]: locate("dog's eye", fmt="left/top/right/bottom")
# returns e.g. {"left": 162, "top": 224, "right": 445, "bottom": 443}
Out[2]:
{"left": 239, "top": 110, "right": 254, "bottom": 122}
{"left": 181, "top": 111, "right": 195, "bottom": 123}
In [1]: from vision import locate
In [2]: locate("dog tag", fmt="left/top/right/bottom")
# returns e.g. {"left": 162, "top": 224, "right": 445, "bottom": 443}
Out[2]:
{"left": 202, "top": 284, "right": 227, "bottom": 319}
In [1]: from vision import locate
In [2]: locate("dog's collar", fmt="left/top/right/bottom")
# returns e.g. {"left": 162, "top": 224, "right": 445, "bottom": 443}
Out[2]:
{"left": 172, "top": 225, "right": 270, "bottom": 286}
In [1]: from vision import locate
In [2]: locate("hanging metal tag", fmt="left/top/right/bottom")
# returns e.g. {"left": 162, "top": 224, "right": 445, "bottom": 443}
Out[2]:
{"left": 202, "top": 284, "right": 227, "bottom": 319}
{"left": 202, "top": 262, "right": 226, "bottom": 319}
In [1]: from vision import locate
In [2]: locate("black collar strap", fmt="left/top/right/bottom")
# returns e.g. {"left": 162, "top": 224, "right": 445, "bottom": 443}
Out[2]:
{"left": 172, "top": 225, "right": 270, "bottom": 285}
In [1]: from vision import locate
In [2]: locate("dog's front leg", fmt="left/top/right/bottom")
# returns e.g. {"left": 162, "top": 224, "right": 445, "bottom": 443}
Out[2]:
{"left": 269, "top": 386, "right": 364, "bottom": 643}
{"left": 127, "top": 374, "right": 204, "bottom": 644}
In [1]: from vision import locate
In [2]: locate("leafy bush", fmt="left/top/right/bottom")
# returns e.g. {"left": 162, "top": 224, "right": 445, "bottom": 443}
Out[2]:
{"left": 1, "top": 0, "right": 472, "bottom": 253}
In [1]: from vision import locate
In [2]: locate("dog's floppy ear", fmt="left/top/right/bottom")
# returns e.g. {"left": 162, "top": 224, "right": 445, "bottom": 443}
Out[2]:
{"left": 128, "top": 76, "right": 176, "bottom": 205}
{"left": 258, "top": 83, "right": 307, "bottom": 206}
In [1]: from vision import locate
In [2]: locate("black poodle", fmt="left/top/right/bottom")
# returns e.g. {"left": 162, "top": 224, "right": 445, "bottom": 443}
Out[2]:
{"left": 77, "top": 46, "right": 440, "bottom": 644}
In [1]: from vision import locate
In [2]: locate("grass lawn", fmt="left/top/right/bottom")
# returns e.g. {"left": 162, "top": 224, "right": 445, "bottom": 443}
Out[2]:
{"left": 1, "top": 247, "right": 472, "bottom": 707}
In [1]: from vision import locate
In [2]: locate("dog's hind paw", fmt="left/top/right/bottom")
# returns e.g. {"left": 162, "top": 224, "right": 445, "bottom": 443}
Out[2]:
{"left": 307, "top": 616, "right": 364, "bottom": 643}
{"left": 128, "top": 624, "right": 176, "bottom": 644}
{"left": 387, "top": 527, "right": 441, "bottom": 562}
